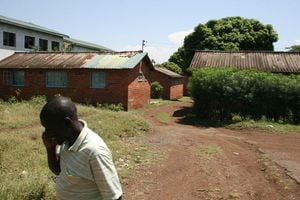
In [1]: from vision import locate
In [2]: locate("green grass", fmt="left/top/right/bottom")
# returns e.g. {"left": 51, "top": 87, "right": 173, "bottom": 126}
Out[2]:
{"left": 227, "top": 119, "right": 300, "bottom": 134}
{"left": 155, "top": 112, "right": 171, "bottom": 124}
{"left": 0, "top": 97, "right": 152, "bottom": 199}
{"left": 196, "top": 145, "right": 223, "bottom": 159}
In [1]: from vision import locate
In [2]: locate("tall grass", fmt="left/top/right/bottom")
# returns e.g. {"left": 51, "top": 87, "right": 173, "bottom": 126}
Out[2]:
{"left": 0, "top": 96, "right": 151, "bottom": 199}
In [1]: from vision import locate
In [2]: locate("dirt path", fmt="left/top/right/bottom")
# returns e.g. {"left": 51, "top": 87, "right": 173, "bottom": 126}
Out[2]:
{"left": 123, "top": 101, "right": 300, "bottom": 200}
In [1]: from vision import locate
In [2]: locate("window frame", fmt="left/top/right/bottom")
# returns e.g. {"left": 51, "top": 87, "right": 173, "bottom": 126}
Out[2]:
{"left": 39, "top": 38, "right": 48, "bottom": 51}
{"left": 24, "top": 35, "right": 35, "bottom": 49}
{"left": 3, "top": 31, "right": 16, "bottom": 47}
{"left": 45, "top": 71, "right": 67, "bottom": 88}
{"left": 2, "top": 70, "right": 24, "bottom": 86}
{"left": 51, "top": 41, "right": 60, "bottom": 51}
{"left": 90, "top": 71, "right": 106, "bottom": 89}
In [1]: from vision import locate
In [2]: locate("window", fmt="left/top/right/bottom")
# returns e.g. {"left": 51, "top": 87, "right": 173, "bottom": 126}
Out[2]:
{"left": 3, "top": 32, "right": 16, "bottom": 47}
{"left": 2, "top": 71, "right": 24, "bottom": 86}
{"left": 39, "top": 39, "right": 48, "bottom": 51}
{"left": 46, "top": 71, "right": 67, "bottom": 88}
{"left": 51, "top": 41, "right": 60, "bottom": 51}
{"left": 91, "top": 72, "right": 106, "bottom": 88}
{"left": 24, "top": 36, "right": 35, "bottom": 49}
{"left": 137, "top": 73, "right": 143, "bottom": 82}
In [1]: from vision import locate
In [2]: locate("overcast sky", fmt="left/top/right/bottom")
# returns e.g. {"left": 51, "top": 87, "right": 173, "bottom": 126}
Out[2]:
{"left": 0, "top": 0, "right": 299, "bottom": 63}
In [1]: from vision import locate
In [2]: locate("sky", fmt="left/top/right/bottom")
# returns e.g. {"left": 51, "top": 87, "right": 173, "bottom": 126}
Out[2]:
{"left": 0, "top": 0, "right": 299, "bottom": 63}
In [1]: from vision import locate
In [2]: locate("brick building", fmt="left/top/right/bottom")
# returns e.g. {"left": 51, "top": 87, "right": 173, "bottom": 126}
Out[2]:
{"left": 151, "top": 67, "right": 183, "bottom": 100}
{"left": 0, "top": 51, "right": 153, "bottom": 110}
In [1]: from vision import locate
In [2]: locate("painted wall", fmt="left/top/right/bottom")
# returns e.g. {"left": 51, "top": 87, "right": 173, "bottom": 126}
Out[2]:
{"left": 0, "top": 23, "right": 64, "bottom": 51}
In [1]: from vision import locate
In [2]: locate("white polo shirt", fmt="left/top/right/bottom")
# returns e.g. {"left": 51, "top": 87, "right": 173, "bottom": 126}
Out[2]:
{"left": 56, "top": 120, "right": 122, "bottom": 200}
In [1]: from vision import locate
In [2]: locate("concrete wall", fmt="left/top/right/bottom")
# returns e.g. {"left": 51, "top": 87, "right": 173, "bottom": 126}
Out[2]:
{"left": 0, "top": 23, "right": 64, "bottom": 51}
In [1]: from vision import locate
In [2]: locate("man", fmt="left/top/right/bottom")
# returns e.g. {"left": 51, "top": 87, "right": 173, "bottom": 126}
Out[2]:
{"left": 40, "top": 96, "right": 122, "bottom": 200}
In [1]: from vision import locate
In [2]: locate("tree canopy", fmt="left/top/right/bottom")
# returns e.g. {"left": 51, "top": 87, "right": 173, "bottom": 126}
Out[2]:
{"left": 155, "top": 62, "right": 183, "bottom": 75}
{"left": 286, "top": 44, "right": 300, "bottom": 52}
{"left": 169, "top": 16, "right": 279, "bottom": 71}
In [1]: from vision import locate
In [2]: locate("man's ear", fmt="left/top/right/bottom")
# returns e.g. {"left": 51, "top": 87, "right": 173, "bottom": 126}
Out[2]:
{"left": 63, "top": 117, "right": 73, "bottom": 127}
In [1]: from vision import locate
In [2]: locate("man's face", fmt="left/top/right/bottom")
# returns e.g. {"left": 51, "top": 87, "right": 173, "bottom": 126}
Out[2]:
{"left": 41, "top": 118, "right": 70, "bottom": 145}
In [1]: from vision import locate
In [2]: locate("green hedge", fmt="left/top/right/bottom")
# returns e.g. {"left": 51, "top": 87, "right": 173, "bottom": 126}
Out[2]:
{"left": 189, "top": 68, "right": 300, "bottom": 123}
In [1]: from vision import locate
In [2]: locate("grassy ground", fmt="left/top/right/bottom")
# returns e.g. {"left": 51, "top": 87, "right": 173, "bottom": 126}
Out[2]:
{"left": 0, "top": 97, "right": 153, "bottom": 200}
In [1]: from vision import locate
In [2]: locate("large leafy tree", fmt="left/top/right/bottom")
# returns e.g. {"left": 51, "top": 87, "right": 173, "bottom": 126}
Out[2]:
{"left": 155, "top": 61, "right": 183, "bottom": 75}
{"left": 169, "top": 16, "right": 279, "bottom": 71}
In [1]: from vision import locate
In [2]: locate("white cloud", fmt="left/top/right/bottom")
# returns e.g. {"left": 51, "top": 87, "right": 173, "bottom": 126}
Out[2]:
{"left": 296, "top": 40, "right": 300, "bottom": 45}
{"left": 168, "top": 29, "right": 193, "bottom": 46}
{"left": 121, "top": 29, "right": 193, "bottom": 64}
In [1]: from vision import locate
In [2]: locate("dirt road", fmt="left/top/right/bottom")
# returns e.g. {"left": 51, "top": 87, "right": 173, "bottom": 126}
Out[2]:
{"left": 123, "top": 101, "right": 300, "bottom": 200}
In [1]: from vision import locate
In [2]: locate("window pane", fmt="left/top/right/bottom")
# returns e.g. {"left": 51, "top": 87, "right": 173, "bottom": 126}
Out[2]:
{"left": 39, "top": 39, "right": 48, "bottom": 51}
{"left": 3, "top": 32, "right": 16, "bottom": 47}
{"left": 91, "top": 72, "right": 106, "bottom": 88}
{"left": 3, "top": 71, "right": 11, "bottom": 85}
{"left": 51, "top": 41, "right": 59, "bottom": 51}
{"left": 12, "top": 71, "right": 24, "bottom": 86}
{"left": 25, "top": 36, "right": 35, "bottom": 49}
{"left": 46, "top": 71, "right": 67, "bottom": 87}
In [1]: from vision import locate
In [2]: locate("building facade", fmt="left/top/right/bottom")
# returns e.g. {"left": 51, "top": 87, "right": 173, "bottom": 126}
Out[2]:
{"left": 0, "top": 51, "right": 153, "bottom": 110}
{"left": 0, "top": 15, "right": 67, "bottom": 52}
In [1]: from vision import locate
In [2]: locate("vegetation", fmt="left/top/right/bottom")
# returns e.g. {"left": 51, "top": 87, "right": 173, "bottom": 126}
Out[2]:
{"left": 286, "top": 44, "right": 300, "bottom": 52}
{"left": 155, "top": 112, "right": 171, "bottom": 124}
{"left": 196, "top": 145, "right": 223, "bottom": 159}
{"left": 169, "top": 16, "right": 279, "bottom": 71}
{"left": 0, "top": 96, "right": 152, "bottom": 199}
{"left": 189, "top": 68, "right": 300, "bottom": 124}
{"left": 151, "top": 81, "right": 164, "bottom": 99}
{"left": 156, "top": 61, "right": 183, "bottom": 75}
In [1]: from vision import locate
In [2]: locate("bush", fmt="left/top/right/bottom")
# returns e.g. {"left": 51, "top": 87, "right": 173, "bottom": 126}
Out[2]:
{"left": 189, "top": 68, "right": 300, "bottom": 123}
{"left": 151, "top": 81, "right": 164, "bottom": 99}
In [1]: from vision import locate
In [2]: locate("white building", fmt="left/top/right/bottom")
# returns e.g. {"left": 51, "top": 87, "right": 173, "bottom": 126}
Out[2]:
{"left": 0, "top": 15, "right": 113, "bottom": 53}
{"left": 0, "top": 15, "right": 68, "bottom": 52}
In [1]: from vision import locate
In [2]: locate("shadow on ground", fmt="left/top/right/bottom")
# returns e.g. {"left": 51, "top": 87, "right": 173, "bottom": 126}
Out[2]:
{"left": 173, "top": 106, "right": 236, "bottom": 128}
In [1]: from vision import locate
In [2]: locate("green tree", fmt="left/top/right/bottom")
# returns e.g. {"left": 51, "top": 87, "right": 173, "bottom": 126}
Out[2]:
{"left": 156, "top": 61, "right": 183, "bottom": 74}
{"left": 286, "top": 44, "right": 300, "bottom": 52}
{"left": 169, "top": 16, "right": 279, "bottom": 71}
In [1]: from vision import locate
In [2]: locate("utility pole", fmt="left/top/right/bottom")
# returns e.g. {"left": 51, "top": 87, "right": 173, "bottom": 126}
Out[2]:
{"left": 142, "top": 40, "right": 147, "bottom": 52}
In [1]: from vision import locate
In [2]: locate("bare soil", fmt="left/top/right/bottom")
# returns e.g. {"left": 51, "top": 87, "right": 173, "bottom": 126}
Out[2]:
{"left": 123, "top": 101, "right": 300, "bottom": 200}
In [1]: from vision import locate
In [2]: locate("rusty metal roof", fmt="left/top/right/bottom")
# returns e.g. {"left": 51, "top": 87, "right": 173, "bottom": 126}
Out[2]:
{"left": 154, "top": 67, "right": 183, "bottom": 78}
{"left": 189, "top": 51, "right": 300, "bottom": 73}
{"left": 0, "top": 51, "right": 149, "bottom": 69}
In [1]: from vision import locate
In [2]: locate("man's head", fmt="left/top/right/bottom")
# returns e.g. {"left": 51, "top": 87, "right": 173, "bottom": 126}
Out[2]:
{"left": 40, "top": 96, "right": 79, "bottom": 145}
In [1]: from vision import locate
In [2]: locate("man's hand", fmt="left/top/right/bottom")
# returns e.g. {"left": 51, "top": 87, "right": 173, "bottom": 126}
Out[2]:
{"left": 42, "top": 132, "right": 57, "bottom": 149}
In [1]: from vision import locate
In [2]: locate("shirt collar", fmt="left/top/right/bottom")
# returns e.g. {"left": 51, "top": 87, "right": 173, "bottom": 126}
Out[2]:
{"left": 68, "top": 120, "right": 88, "bottom": 152}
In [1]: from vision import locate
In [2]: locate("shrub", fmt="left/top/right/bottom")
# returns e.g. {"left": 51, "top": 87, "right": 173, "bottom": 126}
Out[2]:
{"left": 189, "top": 68, "right": 300, "bottom": 123}
{"left": 151, "top": 81, "right": 164, "bottom": 99}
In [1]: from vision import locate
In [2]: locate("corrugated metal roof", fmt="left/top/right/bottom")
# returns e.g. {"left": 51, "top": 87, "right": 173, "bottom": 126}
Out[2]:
{"left": 0, "top": 51, "right": 149, "bottom": 69}
{"left": 0, "top": 15, "right": 68, "bottom": 38}
{"left": 64, "top": 38, "right": 113, "bottom": 52}
{"left": 189, "top": 51, "right": 300, "bottom": 73}
{"left": 154, "top": 67, "right": 183, "bottom": 78}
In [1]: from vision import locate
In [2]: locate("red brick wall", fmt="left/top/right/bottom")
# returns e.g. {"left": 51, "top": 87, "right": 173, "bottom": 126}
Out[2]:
{"left": 169, "top": 83, "right": 184, "bottom": 100}
{"left": 150, "top": 70, "right": 183, "bottom": 100}
{"left": 0, "top": 69, "right": 130, "bottom": 109}
{"left": 127, "top": 62, "right": 151, "bottom": 109}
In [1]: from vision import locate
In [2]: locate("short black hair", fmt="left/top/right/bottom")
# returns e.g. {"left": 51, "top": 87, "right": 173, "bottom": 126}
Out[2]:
{"left": 40, "top": 96, "right": 78, "bottom": 121}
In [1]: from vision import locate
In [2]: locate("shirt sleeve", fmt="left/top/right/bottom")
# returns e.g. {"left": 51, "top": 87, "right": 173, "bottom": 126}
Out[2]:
{"left": 90, "top": 150, "right": 122, "bottom": 200}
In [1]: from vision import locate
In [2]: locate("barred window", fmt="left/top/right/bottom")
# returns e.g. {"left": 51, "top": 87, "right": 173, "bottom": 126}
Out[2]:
{"left": 46, "top": 71, "right": 67, "bottom": 88}
{"left": 3, "top": 71, "right": 24, "bottom": 86}
{"left": 90, "top": 72, "right": 106, "bottom": 88}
